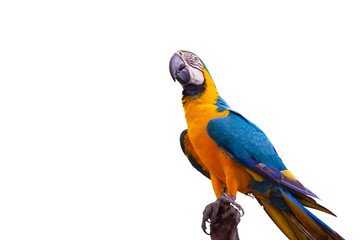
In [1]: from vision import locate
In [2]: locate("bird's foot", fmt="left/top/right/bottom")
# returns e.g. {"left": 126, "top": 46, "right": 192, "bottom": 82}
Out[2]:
{"left": 201, "top": 193, "right": 244, "bottom": 235}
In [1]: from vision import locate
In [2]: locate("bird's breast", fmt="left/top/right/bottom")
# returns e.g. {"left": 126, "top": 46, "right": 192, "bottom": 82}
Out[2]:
{"left": 184, "top": 102, "right": 252, "bottom": 193}
{"left": 184, "top": 103, "right": 230, "bottom": 179}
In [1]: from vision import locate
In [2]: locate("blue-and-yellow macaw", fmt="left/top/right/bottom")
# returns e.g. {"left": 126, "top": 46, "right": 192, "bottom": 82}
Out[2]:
{"left": 169, "top": 50, "right": 343, "bottom": 240}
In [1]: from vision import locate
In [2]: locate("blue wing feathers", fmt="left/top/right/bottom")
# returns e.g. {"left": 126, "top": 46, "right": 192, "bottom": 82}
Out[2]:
{"left": 207, "top": 111, "right": 287, "bottom": 171}
{"left": 215, "top": 95, "right": 231, "bottom": 112}
{"left": 208, "top": 110, "right": 319, "bottom": 198}
{"left": 210, "top": 96, "right": 342, "bottom": 239}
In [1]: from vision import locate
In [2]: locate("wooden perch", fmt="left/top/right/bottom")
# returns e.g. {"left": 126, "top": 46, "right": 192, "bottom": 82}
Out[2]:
{"left": 203, "top": 198, "right": 243, "bottom": 240}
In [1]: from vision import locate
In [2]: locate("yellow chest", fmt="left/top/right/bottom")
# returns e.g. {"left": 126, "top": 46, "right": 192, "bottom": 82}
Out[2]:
{"left": 183, "top": 100, "right": 252, "bottom": 193}
{"left": 184, "top": 102, "right": 230, "bottom": 178}
{"left": 181, "top": 69, "right": 253, "bottom": 194}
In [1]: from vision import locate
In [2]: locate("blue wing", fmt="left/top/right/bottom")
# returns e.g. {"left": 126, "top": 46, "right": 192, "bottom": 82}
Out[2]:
{"left": 207, "top": 110, "right": 286, "bottom": 170}
{"left": 207, "top": 109, "right": 318, "bottom": 198}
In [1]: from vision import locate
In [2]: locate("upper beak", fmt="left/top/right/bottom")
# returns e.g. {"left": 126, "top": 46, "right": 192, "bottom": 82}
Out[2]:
{"left": 169, "top": 53, "right": 190, "bottom": 85}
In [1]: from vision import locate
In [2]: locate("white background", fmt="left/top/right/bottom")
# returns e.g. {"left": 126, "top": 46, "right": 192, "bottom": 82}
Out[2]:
{"left": 1, "top": 1, "right": 359, "bottom": 239}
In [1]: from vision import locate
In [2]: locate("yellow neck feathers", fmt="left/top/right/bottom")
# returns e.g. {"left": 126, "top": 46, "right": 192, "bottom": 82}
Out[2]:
{"left": 182, "top": 68, "right": 227, "bottom": 126}
{"left": 182, "top": 68, "right": 219, "bottom": 107}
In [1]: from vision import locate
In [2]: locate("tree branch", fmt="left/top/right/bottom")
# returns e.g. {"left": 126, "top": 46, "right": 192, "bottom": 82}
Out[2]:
{"left": 207, "top": 200, "right": 242, "bottom": 240}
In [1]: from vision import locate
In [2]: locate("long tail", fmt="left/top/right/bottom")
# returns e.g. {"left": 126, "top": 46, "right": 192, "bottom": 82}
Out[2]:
{"left": 256, "top": 189, "right": 343, "bottom": 240}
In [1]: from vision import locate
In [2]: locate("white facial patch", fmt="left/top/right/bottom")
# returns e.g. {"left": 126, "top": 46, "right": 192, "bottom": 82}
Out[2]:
{"left": 189, "top": 67, "right": 205, "bottom": 85}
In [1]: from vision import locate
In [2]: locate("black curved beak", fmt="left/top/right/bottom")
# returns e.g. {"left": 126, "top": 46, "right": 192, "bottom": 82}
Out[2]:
{"left": 169, "top": 53, "right": 190, "bottom": 85}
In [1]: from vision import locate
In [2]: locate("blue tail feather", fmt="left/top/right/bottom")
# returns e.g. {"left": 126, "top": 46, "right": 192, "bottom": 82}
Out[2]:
{"left": 282, "top": 190, "right": 343, "bottom": 240}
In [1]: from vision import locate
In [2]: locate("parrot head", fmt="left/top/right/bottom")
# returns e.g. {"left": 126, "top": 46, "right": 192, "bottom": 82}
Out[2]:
{"left": 169, "top": 50, "right": 207, "bottom": 96}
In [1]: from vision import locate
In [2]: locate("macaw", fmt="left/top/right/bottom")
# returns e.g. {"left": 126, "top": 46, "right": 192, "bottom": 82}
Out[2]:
{"left": 169, "top": 50, "right": 343, "bottom": 240}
